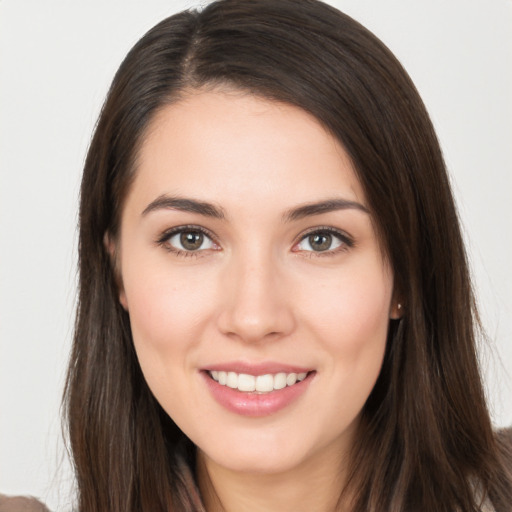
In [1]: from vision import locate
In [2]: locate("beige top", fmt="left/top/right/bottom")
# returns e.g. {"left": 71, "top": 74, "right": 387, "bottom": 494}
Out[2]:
{"left": 0, "top": 495, "right": 49, "bottom": 512}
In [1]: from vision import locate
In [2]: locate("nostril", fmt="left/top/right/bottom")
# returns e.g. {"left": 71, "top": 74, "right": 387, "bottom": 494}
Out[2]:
{"left": 216, "top": 298, "right": 296, "bottom": 342}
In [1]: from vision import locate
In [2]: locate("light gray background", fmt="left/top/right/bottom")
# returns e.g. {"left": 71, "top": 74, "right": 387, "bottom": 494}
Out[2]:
{"left": 1, "top": 1, "right": 511, "bottom": 510}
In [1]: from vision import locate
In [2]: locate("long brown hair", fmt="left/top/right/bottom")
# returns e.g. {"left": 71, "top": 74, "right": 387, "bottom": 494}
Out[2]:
{"left": 64, "top": 1, "right": 512, "bottom": 510}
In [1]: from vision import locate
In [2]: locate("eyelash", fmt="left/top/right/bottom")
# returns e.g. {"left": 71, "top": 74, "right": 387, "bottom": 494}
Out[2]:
{"left": 155, "top": 225, "right": 354, "bottom": 258}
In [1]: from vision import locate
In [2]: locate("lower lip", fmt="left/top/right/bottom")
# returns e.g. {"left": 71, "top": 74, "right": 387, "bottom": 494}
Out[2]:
{"left": 201, "top": 371, "right": 315, "bottom": 417}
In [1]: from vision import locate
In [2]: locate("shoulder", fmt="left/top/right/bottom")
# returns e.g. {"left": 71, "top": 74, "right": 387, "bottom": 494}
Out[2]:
{"left": 496, "top": 427, "right": 512, "bottom": 469}
{"left": 496, "top": 426, "right": 512, "bottom": 445}
{"left": 0, "top": 494, "right": 50, "bottom": 512}
{"left": 486, "top": 427, "right": 512, "bottom": 511}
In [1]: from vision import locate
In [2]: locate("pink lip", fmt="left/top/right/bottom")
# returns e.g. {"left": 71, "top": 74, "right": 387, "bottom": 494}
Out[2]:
{"left": 201, "top": 366, "right": 315, "bottom": 417}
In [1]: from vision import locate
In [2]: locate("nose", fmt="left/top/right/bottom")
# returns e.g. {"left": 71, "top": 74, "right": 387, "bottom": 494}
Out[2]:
{"left": 217, "top": 252, "right": 296, "bottom": 343}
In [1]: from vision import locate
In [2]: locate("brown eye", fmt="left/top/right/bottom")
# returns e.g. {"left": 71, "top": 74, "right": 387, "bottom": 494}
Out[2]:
{"left": 295, "top": 229, "right": 349, "bottom": 254}
{"left": 180, "top": 231, "right": 204, "bottom": 251}
{"left": 308, "top": 233, "right": 332, "bottom": 251}
{"left": 163, "top": 228, "right": 216, "bottom": 253}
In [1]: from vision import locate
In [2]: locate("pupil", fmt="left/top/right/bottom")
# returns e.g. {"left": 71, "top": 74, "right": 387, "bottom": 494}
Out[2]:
{"left": 309, "top": 233, "right": 331, "bottom": 251}
{"left": 180, "top": 231, "right": 203, "bottom": 250}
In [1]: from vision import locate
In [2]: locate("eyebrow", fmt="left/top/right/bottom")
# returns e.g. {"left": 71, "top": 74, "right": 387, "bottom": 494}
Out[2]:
{"left": 283, "top": 198, "right": 369, "bottom": 222}
{"left": 142, "top": 195, "right": 226, "bottom": 219}
{"left": 141, "top": 195, "right": 369, "bottom": 221}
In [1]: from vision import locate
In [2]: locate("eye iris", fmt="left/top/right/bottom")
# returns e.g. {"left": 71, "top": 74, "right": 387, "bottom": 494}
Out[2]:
{"left": 180, "top": 231, "right": 203, "bottom": 250}
{"left": 309, "top": 233, "right": 332, "bottom": 251}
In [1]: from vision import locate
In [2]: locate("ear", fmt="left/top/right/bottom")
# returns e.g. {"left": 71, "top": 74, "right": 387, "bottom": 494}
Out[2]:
{"left": 103, "top": 232, "right": 128, "bottom": 311}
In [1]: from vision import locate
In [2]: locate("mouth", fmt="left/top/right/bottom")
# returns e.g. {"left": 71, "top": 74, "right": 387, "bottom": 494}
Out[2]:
{"left": 207, "top": 370, "right": 310, "bottom": 394}
{"left": 202, "top": 365, "right": 315, "bottom": 416}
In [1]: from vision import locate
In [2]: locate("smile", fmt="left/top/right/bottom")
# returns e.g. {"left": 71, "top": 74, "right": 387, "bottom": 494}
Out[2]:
{"left": 203, "top": 367, "right": 315, "bottom": 416}
{"left": 208, "top": 370, "right": 308, "bottom": 393}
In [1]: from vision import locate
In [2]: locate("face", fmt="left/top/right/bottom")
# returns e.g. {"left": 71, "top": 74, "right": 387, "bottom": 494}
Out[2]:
{"left": 116, "top": 90, "right": 398, "bottom": 477}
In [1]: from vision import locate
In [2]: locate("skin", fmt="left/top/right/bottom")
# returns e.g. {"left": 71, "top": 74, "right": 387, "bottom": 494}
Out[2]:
{"left": 114, "top": 89, "right": 401, "bottom": 512}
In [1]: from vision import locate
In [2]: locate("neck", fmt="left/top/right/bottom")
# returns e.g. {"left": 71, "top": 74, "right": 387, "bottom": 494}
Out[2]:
{"left": 196, "top": 443, "right": 353, "bottom": 512}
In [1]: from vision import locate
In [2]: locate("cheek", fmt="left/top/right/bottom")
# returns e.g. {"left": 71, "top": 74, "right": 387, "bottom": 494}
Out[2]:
{"left": 297, "top": 261, "right": 392, "bottom": 435}
{"left": 300, "top": 257, "right": 392, "bottom": 365}
{"left": 120, "top": 253, "right": 218, "bottom": 373}
{"left": 121, "top": 262, "right": 222, "bottom": 426}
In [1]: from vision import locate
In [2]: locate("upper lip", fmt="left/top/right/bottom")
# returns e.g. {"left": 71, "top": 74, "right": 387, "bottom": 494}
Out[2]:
{"left": 201, "top": 361, "right": 314, "bottom": 376}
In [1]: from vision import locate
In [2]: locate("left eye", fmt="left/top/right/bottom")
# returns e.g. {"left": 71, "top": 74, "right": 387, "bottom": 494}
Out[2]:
{"left": 167, "top": 230, "right": 216, "bottom": 252}
{"left": 295, "top": 231, "right": 346, "bottom": 252}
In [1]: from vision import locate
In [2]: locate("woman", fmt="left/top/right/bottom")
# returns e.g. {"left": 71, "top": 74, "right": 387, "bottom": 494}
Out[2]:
{"left": 61, "top": 0, "right": 512, "bottom": 511}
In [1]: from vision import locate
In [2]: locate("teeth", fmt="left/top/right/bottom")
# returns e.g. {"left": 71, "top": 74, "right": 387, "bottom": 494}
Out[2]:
{"left": 274, "top": 372, "right": 287, "bottom": 390}
{"left": 286, "top": 373, "right": 297, "bottom": 386}
{"left": 238, "top": 373, "right": 256, "bottom": 392}
{"left": 209, "top": 370, "right": 309, "bottom": 393}
{"left": 255, "top": 374, "right": 273, "bottom": 392}
{"left": 226, "top": 372, "right": 238, "bottom": 389}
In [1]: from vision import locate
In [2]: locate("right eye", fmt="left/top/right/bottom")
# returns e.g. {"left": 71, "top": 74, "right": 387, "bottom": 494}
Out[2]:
{"left": 157, "top": 226, "right": 219, "bottom": 255}
{"left": 169, "top": 230, "right": 214, "bottom": 251}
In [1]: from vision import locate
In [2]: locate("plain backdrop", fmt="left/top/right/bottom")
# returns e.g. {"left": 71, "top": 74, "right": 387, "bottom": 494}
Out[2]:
{"left": 1, "top": 1, "right": 511, "bottom": 510}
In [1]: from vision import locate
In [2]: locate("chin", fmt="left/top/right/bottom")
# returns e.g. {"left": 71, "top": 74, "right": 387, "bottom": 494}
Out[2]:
{"left": 208, "top": 446, "right": 306, "bottom": 475}
{"left": 196, "top": 425, "right": 337, "bottom": 476}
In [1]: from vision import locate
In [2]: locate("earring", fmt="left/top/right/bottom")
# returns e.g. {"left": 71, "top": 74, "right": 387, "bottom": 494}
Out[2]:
{"left": 391, "top": 302, "right": 403, "bottom": 320}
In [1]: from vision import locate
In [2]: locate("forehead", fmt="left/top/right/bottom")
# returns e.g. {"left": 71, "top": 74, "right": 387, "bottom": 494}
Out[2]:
{"left": 127, "top": 90, "right": 366, "bottom": 215}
